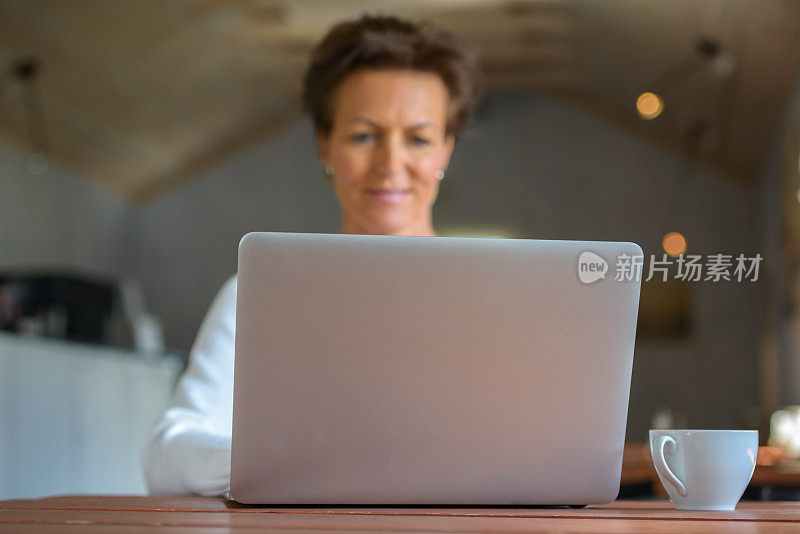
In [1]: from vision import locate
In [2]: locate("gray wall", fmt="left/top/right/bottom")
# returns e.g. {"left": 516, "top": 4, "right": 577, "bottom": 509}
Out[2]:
{"left": 0, "top": 142, "right": 132, "bottom": 278}
{"left": 129, "top": 121, "right": 341, "bottom": 362}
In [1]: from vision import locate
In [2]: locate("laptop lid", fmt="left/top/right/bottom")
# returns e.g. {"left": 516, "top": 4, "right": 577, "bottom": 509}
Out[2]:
{"left": 231, "top": 232, "right": 641, "bottom": 505}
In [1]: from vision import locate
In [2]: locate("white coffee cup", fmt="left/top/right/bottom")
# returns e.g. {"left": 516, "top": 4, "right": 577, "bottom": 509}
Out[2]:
{"left": 649, "top": 429, "right": 758, "bottom": 511}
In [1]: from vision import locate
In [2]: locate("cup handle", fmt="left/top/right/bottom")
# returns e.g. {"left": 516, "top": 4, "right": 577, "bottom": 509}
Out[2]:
{"left": 654, "top": 435, "right": 687, "bottom": 497}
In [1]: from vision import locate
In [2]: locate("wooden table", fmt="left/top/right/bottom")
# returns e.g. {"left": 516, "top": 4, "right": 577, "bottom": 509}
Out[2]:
{"left": 2, "top": 496, "right": 800, "bottom": 533}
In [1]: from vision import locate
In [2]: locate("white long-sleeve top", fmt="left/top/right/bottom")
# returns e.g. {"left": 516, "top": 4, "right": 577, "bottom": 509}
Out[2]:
{"left": 141, "top": 275, "right": 237, "bottom": 495}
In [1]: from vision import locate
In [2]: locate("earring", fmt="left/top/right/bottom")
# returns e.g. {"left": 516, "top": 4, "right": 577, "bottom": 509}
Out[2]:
{"left": 435, "top": 170, "right": 445, "bottom": 180}
{"left": 323, "top": 165, "right": 334, "bottom": 178}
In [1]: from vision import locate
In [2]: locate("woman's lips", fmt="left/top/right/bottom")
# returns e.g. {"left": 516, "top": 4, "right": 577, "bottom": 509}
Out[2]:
{"left": 365, "top": 188, "right": 411, "bottom": 204}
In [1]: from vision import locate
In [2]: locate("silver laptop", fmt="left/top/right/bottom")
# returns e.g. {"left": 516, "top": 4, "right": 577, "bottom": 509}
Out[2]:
{"left": 231, "top": 232, "right": 641, "bottom": 505}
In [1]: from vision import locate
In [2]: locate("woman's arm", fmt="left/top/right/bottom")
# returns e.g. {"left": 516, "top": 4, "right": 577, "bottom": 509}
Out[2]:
{"left": 141, "top": 276, "right": 237, "bottom": 495}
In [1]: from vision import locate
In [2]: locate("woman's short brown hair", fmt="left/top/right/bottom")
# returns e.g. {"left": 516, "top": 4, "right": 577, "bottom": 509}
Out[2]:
{"left": 302, "top": 15, "right": 484, "bottom": 139}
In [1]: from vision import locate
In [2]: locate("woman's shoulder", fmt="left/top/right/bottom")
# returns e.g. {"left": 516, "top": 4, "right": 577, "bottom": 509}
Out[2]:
{"left": 219, "top": 274, "right": 237, "bottom": 300}
{"left": 198, "top": 274, "right": 238, "bottom": 333}
{"left": 217, "top": 274, "right": 238, "bottom": 313}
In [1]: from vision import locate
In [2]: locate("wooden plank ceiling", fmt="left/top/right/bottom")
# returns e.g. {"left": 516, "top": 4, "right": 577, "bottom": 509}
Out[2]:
{"left": 0, "top": 0, "right": 798, "bottom": 201}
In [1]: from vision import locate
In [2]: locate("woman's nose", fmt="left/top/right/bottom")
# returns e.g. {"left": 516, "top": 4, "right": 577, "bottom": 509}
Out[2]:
{"left": 375, "top": 137, "right": 405, "bottom": 176}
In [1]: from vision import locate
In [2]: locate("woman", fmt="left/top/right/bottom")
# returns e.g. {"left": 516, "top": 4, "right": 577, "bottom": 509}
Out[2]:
{"left": 141, "top": 14, "right": 483, "bottom": 495}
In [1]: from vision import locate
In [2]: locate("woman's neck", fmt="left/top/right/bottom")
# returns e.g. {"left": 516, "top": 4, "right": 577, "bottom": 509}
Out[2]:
{"left": 339, "top": 216, "right": 438, "bottom": 237}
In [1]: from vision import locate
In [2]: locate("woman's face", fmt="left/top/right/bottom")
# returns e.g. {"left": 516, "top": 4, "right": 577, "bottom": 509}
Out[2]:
{"left": 317, "top": 69, "right": 455, "bottom": 236}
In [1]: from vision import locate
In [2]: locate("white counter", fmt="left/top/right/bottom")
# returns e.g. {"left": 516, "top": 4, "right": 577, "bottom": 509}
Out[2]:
{"left": 0, "top": 332, "right": 181, "bottom": 499}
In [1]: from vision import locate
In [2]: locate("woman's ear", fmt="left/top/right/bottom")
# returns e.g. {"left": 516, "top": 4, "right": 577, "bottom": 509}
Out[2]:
{"left": 316, "top": 131, "right": 331, "bottom": 167}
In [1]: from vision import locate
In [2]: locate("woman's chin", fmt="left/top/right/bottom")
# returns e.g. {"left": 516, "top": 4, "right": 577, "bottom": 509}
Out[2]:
{"left": 363, "top": 215, "right": 419, "bottom": 236}
{"left": 342, "top": 204, "right": 429, "bottom": 235}
{"left": 370, "top": 222, "right": 412, "bottom": 236}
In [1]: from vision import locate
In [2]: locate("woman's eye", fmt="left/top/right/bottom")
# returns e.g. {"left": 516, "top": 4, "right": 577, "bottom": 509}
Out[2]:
{"left": 410, "top": 136, "right": 431, "bottom": 146}
{"left": 351, "top": 133, "right": 373, "bottom": 143}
